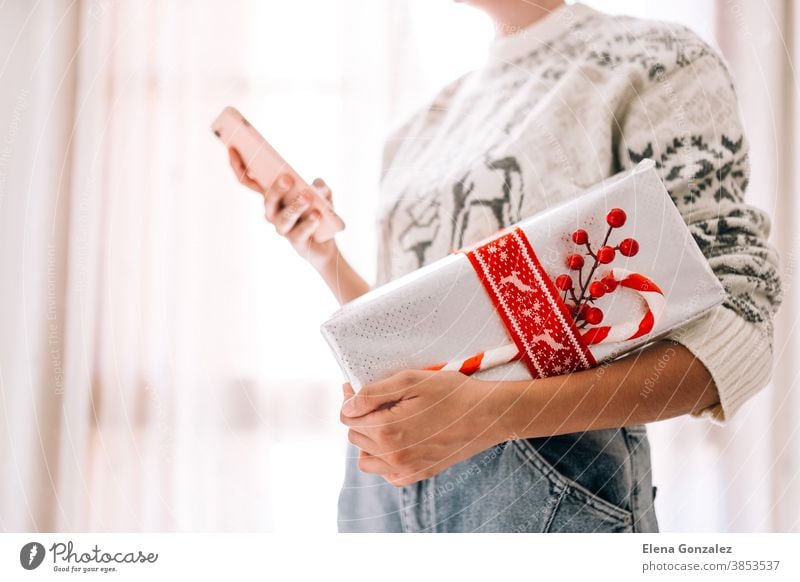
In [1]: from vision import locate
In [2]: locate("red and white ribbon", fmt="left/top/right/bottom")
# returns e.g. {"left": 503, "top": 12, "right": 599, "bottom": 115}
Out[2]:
{"left": 423, "top": 236, "right": 663, "bottom": 377}
{"left": 425, "top": 343, "right": 522, "bottom": 375}
{"left": 428, "top": 227, "right": 598, "bottom": 379}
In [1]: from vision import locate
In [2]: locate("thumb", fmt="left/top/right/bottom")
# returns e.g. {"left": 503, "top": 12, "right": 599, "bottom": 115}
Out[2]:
{"left": 342, "top": 382, "right": 355, "bottom": 401}
{"left": 312, "top": 178, "right": 332, "bottom": 203}
{"left": 341, "top": 372, "right": 413, "bottom": 418}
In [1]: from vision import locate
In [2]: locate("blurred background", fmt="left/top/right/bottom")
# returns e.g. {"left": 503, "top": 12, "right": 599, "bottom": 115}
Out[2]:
{"left": 0, "top": 0, "right": 797, "bottom": 532}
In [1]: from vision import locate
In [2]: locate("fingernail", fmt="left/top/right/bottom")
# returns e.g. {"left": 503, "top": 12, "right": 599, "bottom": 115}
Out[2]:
{"left": 312, "top": 178, "right": 325, "bottom": 187}
{"left": 310, "top": 211, "right": 321, "bottom": 221}
{"left": 278, "top": 175, "right": 292, "bottom": 190}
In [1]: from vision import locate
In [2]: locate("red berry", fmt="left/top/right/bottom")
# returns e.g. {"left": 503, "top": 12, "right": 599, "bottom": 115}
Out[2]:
{"left": 619, "top": 238, "right": 639, "bottom": 257}
{"left": 585, "top": 307, "right": 604, "bottom": 325}
{"left": 606, "top": 208, "right": 627, "bottom": 228}
{"left": 601, "top": 275, "right": 618, "bottom": 293}
{"left": 555, "top": 274, "right": 573, "bottom": 291}
{"left": 574, "top": 303, "right": 590, "bottom": 320}
{"left": 567, "top": 254, "right": 585, "bottom": 270}
{"left": 597, "top": 246, "right": 616, "bottom": 264}
{"left": 589, "top": 281, "right": 606, "bottom": 298}
{"left": 571, "top": 229, "right": 588, "bottom": 245}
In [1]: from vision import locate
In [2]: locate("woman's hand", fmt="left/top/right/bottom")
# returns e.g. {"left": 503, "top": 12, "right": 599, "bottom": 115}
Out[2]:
{"left": 340, "top": 370, "right": 509, "bottom": 487}
{"left": 228, "top": 146, "right": 370, "bottom": 304}
{"left": 338, "top": 342, "right": 720, "bottom": 487}
{"left": 228, "top": 146, "right": 337, "bottom": 271}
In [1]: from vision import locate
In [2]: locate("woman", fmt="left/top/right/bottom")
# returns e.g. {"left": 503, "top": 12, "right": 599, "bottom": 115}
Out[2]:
{"left": 229, "top": 1, "right": 781, "bottom": 532}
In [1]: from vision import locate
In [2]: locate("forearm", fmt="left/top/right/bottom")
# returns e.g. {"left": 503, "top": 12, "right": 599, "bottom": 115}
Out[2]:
{"left": 316, "top": 247, "right": 370, "bottom": 305}
{"left": 492, "top": 341, "right": 719, "bottom": 440}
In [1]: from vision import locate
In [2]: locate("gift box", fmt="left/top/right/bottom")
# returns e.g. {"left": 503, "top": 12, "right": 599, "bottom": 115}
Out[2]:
{"left": 321, "top": 159, "right": 725, "bottom": 389}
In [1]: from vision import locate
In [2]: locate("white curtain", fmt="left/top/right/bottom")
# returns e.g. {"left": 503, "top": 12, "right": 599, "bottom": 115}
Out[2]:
{"left": 584, "top": 0, "right": 800, "bottom": 532}
{"left": 0, "top": 0, "right": 490, "bottom": 532}
{"left": 1, "top": 0, "right": 797, "bottom": 532}
{"left": 670, "top": 0, "right": 800, "bottom": 533}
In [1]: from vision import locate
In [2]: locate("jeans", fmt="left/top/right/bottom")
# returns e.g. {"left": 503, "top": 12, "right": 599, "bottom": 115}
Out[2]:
{"left": 337, "top": 425, "right": 658, "bottom": 532}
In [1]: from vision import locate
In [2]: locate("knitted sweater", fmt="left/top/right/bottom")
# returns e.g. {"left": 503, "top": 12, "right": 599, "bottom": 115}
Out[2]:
{"left": 375, "top": 2, "right": 781, "bottom": 421}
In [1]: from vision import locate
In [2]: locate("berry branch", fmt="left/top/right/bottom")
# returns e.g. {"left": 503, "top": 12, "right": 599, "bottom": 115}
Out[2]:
{"left": 554, "top": 208, "right": 640, "bottom": 329}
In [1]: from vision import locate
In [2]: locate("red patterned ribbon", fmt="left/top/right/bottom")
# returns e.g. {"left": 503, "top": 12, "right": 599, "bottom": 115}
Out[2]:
{"left": 463, "top": 227, "right": 597, "bottom": 379}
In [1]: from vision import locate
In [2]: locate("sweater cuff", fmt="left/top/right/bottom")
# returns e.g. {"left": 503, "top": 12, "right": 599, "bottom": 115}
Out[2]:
{"left": 665, "top": 305, "right": 772, "bottom": 423}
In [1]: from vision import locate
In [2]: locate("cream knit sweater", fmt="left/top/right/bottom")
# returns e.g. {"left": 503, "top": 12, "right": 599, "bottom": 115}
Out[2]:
{"left": 375, "top": 3, "right": 781, "bottom": 421}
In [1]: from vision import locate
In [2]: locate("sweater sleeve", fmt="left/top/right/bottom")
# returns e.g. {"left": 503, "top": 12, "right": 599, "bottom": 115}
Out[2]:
{"left": 616, "top": 44, "right": 782, "bottom": 422}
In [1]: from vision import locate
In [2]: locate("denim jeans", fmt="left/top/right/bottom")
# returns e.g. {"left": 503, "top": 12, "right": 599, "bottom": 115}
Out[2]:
{"left": 338, "top": 426, "right": 658, "bottom": 532}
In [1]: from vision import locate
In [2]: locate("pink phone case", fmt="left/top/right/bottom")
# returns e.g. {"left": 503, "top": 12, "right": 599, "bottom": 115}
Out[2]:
{"left": 212, "top": 106, "right": 345, "bottom": 242}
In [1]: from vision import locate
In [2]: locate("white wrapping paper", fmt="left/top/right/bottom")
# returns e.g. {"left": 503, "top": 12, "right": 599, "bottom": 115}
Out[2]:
{"left": 321, "top": 160, "right": 725, "bottom": 389}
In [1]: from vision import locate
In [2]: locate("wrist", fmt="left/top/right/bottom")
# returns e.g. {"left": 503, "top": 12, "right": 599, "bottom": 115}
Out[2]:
{"left": 483, "top": 377, "right": 556, "bottom": 442}
{"left": 311, "top": 242, "right": 340, "bottom": 273}
{"left": 474, "top": 378, "right": 535, "bottom": 444}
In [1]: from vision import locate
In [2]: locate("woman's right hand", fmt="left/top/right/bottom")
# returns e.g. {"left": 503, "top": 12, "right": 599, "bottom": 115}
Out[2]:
{"left": 228, "top": 146, "right": 338, "bottom": 271}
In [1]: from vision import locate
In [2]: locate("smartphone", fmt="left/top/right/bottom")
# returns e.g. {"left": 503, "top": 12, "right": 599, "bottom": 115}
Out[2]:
{"left": 211, "top": 106, "right": 345, "bottom": 242}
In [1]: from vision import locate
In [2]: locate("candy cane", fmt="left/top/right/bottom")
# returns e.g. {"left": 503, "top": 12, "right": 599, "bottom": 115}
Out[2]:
{"left": 424, "top": 268, "right": 664, "bottom": 375}
{"left": 581, "top": 268, "right": 665, "bottom": 345}
{"left": 425, "top": 343, "right": 521, "bottom": 375}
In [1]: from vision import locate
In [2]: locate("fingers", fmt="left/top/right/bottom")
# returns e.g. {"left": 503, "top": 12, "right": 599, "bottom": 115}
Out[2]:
{"left": 340, "top": 406, "right": 392, "bottom": 429}
{"left": 263, "top": 174, "right": 293, "bottom": 222}
{"left": 385, "top": 474, "right": 408, "bottom": 487}
{"left": 285, "top": 210, "right": 321, "bottom": 247}
{"left": 261, "top": 174, "right": 333, "bottom": 234}
{"left": 312, "top": 177, "right": 332, "bottom": 203}
{"left": 347, "top": 428, "right": 378, "bottom": 454}
{"left": 228, "top": 148, "right": 263, "bottom": 192}
{"left": 356, "top": 450, "right": 425, "bottom": 487}
{"left": 274, "top": 189, "right": 312, "bottom": 235}
{"left": 228, "top": 153, "right": 335, "bottom": 238}
{"left": 357, "top": 450, "right": 394, "bottom": 476}
{"left": 346, "top": 385, "right": 388, "bottom": 468}
{"left": 340, "top": 370, "right": 422, "bottom": 418}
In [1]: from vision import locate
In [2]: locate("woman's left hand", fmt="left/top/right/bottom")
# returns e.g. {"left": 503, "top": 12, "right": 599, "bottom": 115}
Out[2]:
{"left": 340, "top": 370, "right": 509, "bottom": 487}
